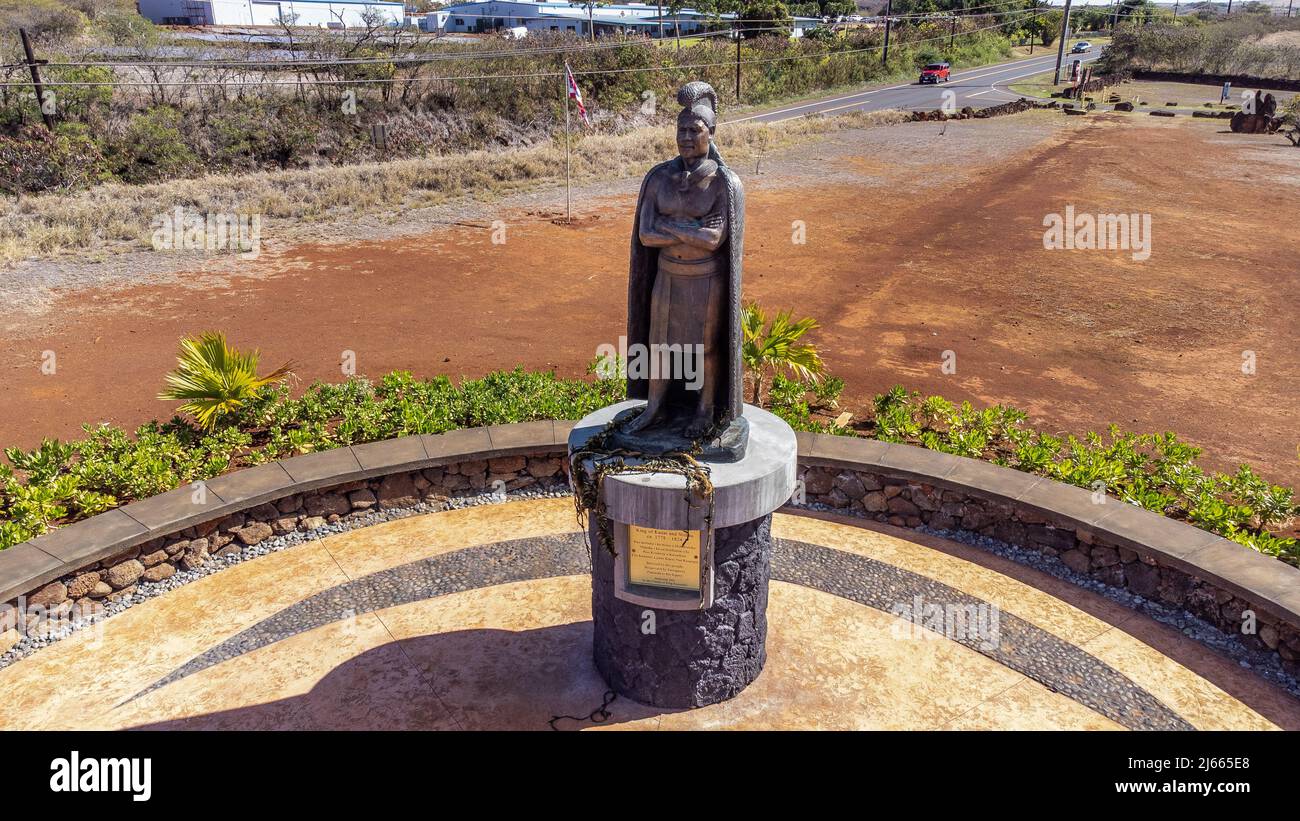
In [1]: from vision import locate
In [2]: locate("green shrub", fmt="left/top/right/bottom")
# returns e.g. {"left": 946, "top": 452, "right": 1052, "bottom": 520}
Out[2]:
{"left": 1102, "top": 17, "right": 1300, "bottom": 79}
{"left": 0, "top": 125, "right": 110, "bottom": 194}
{"left": 42, "top": 66, "right": 115, "bottom": 121}
{"left": 0, "top": 365, "right": 626, "bottom": 549}
{"left": 858, "top": 386, "right": 1299, "bottom": 565}
{"left": 0, "top": 0, "right": 88, "bottom": 42}
{"left": 107, "top": 106, "right": 198, "bottom": 183}
{"left": 207, "top": 101, "right": 320, "bottom": 172}
{"left": 767, "top": 373, "right": 852, "bottom": 435}
{"left": 4, "top": 365, "right": 1294, "bottom": 570}
{"left": 158, "top": 332, "right": 293, "bottom": 430}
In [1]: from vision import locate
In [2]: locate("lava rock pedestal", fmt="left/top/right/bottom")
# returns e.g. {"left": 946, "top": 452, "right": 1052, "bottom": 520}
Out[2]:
{"left": 569, "top": 401, "right": 797, "bottom": 708}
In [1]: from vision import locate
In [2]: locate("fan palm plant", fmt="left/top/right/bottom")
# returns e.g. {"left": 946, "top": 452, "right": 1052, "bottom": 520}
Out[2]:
{"left": 741, "top": 303, "right": 826, "bottom": 406}
{"left": 158, "top": 333, "right": 293, "bottom": 431}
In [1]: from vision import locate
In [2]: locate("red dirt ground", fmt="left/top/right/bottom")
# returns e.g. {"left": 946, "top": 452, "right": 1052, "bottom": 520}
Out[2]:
{"left": 2, "top": 114, "right": 1298, "bottom": 487}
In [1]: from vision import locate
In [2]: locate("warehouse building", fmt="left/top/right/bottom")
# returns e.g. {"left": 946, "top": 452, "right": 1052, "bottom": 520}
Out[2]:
{"left": 430, "top": 2, "right": 819, "bottom": 38}
{"left": 137, "top": 0, "right": 405, "bottom": 28}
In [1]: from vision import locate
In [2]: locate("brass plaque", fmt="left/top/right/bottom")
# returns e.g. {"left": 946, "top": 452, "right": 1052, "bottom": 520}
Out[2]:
{"left": 627, "top": 525, "right": 701, "bottom": 591}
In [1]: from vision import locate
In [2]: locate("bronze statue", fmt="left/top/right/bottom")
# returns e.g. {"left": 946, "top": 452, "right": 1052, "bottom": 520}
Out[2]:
{"left": 613, "top": 81, "right": 747, "bottom": 460}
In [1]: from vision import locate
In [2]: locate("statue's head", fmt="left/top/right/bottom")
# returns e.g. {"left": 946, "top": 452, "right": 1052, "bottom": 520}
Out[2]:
{"left": 675, "top": 81, "right": 718, "bottom": 162}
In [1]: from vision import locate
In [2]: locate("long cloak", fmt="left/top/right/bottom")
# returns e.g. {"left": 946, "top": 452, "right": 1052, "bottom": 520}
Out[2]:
{"left": 626, "top": 143, "right": 745, "bottom": 427}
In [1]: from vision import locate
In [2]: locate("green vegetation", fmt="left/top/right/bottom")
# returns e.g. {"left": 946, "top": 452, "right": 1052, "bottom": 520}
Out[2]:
{"left": 0, "top": 3, "right": 1027, "bottom": 194}
{"left": 862, "top": 387, "right": 1297, "bottom": 563}
{"left": 1281, "top": 96, "right": 1300, "bottom": 145}
{"left": 764, "top": 373, "right": 848, "bottom": 434}
{"left": 0, "top": 363, "right": 626, "bottom": 549}
{"left": 1101, "top": 16, "right": 1300, "bottom": 79}
{"left": 0, "top": 124, "right": 108, "bottom": 195}
{"left": 741, "top": 303, "right": 826, "bottom": 406}
{"left": 157, "top": 333, "right": 294, "bottom": 431}
{"left": 1, "top": 332, "right": 1295, "bottom": 564}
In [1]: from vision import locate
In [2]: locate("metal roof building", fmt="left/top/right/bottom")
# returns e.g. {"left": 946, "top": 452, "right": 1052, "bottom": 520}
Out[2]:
{"left": 430, "top": 2, "right": 819, "bottom": 37}
{"left": 137, "top": 0, "right": 405, "bottom": 28}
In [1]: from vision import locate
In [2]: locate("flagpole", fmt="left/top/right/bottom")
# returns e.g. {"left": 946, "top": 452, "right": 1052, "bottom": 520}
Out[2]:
{"left": 563, "top": 63, "right": 573, "bottom": 225}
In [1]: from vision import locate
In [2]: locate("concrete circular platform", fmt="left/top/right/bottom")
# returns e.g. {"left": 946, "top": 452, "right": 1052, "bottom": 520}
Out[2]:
{"left": 0, "top": 498, "right": 1297, "bottom": 730}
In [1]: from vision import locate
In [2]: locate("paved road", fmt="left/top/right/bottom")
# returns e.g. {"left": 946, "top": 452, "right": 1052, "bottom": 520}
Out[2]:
{"left": 730, "top": 49, "right": 1103, "bottom": 124}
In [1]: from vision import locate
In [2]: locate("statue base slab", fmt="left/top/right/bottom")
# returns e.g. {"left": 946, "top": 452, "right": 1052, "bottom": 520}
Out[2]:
{"left": 604, "top": 409, "right": 749, "bottom": 462}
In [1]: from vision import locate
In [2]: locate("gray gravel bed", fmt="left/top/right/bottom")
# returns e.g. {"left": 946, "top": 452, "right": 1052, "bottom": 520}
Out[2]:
{"left": 11, "top": 487, "right": 1288, "bottom": 713}
{"left": 790, "top": 500, "right": 1300, "bottom": 699}
{"left": 0, "top": 484, "right": 573, "bottom": 672}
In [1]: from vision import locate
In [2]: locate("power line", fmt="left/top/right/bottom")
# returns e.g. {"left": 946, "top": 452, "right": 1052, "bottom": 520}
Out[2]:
{"left": 21, "top": 5, "right": 1041, "bottom": 69}
{"left": 29, "top": 34, "right": 685, "bottom": 69}
{"left": 0, "top": 11, "right": 1040, "bottom": 89}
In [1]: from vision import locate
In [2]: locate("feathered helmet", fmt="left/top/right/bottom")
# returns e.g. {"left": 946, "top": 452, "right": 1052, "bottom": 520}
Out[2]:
{"left": 676, "top": 81, "right": 718, "bottom": 133}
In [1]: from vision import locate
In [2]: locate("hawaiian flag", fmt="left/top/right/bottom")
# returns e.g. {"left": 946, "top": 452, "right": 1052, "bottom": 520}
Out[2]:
{"left": 565, "top": 61, "right": 591, "bottom": 128}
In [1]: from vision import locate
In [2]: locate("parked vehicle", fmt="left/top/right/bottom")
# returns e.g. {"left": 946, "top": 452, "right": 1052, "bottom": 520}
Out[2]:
{"left": 919, "top": 62, "right": 951, "bottom": 84}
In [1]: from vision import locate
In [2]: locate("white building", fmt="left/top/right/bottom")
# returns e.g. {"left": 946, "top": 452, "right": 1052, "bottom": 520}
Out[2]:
{"left": 137, "top": 0, "right": 405, "bottom": 28}
{"left": 430, "top": 2, "right": 818, "bottom": 38}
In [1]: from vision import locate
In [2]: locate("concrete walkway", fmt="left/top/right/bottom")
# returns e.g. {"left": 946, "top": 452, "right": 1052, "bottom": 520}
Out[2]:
{"left": 1, "top": 499, "right": 1295, "bottom": 730}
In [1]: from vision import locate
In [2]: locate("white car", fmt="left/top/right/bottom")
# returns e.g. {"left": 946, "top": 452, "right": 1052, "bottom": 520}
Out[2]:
{"left": 1071, "top": 41, "right": 1092, "bottom": 54}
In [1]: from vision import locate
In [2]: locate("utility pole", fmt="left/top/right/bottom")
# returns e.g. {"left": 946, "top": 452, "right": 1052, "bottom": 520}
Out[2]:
{"left": 658, "top": 2, "right": 664, "bottom": 40}
{"left": 735, "top": 27, "right": 741, "bottom": 103}
{"left": 1052, "top": 0, "right": 1074, "bottom": 86}
{"left": 1029, "top": 8, "right": 1036, "bottom": 55}
{"left": 949, "top": 15, "right": 956, "bottom": 52}
{"left": 562, "top": 63, "right": 573, "bottom": 224}
{"left": 1111, "top": 0, "right": 1120, "bottom": 31}
{"left": 881, "top": 0, "right": 892, "bottom": 66}
{"left": 19, "top": 29, "right": 54, "bottom": 132}
{"left": 1289, "top": 0, "right": 1294, "bottom": 18}
{"left": 1226, "top": 0, "right": 1232, "bottom": 13}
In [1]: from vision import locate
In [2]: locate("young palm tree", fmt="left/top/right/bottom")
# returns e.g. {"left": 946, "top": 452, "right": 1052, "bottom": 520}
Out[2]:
{"left": 158, "top": 332, "right": 293, "bottom": 431}
{"left": 741, "top": 303, "right": 826, "bottom": 406}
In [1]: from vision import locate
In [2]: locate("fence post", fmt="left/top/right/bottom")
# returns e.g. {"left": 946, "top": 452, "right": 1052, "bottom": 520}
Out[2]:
{"left": 19, "top": 28, "right": 55, "bottom": 131}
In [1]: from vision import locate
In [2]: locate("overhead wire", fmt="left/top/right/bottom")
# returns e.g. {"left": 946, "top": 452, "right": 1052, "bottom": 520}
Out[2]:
{"left": 0, "top": 9, "right": 1043, "bottom": 88}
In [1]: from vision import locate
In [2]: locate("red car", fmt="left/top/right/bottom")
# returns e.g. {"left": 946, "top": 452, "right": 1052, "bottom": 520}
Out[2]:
{"left": 920, "top": 62, "right": 951, "bottom": 84}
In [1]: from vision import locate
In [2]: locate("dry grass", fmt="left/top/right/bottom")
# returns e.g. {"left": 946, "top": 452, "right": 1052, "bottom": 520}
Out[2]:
{"left": 0, "top": 110, "right": 908, "bottom": 265}
{"left": 1257, "top": 31, "right": 1300, "bottom": 49}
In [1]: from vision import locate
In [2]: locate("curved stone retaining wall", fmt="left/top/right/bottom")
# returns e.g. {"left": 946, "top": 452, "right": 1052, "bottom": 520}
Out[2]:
{"left": 793, "top": 433, "right": 1300, "bottom": 677}
{"left": 2, "top": 421, "right": 1298, "bottom": 678}
{"left": 0, "top": 421, "right": 570, "bottom": 651}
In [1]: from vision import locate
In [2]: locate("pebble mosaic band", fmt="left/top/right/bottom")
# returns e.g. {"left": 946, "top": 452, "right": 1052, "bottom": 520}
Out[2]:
{"left": 127, "top": 532, "right": 1192, "bottom": 730}
{"left": 4, "top": 423, "right": 1298, "bottom": 682}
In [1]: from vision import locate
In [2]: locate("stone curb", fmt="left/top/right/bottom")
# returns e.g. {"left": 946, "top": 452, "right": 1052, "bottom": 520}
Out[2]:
{"left": 799, "top": 440, "right": 1300, "bottom": 630}
{"left": 2, "top": 425, "right": 1297, "bottom": 638}
{"left": 0, "top": 422, "right": 575, "bottom": 604}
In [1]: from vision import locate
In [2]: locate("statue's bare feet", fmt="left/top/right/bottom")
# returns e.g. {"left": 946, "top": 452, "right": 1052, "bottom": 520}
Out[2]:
{"left": 684, "top": 416, "right": 713, "bottom": 440}
{"left": 624, "top": 408, "right": 659, "bottom": 434}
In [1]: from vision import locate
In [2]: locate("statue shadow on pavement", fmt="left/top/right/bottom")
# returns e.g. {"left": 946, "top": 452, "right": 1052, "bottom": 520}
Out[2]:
{"left": 124, "top": 623, "right": 679, "bottom": 731}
